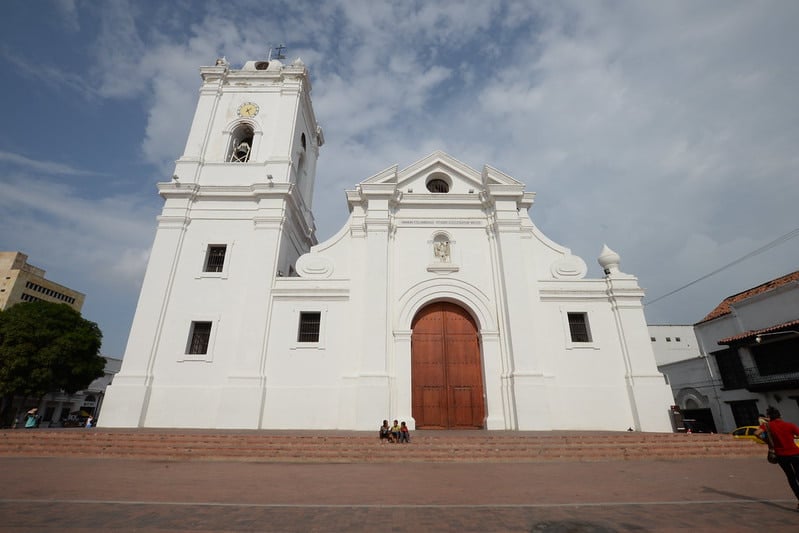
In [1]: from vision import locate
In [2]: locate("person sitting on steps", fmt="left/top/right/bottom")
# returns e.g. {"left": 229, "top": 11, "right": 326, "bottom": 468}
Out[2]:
{"left": 379, "top": 420, "right": 393, "bottom": 443}
{"left": 399, "top": 421, "right": 411, "bottom": 443}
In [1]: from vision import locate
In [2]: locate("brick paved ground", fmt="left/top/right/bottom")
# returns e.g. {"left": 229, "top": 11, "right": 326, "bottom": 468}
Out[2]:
{"left": 1, "top": 457, "right": 798, "bottom": 532}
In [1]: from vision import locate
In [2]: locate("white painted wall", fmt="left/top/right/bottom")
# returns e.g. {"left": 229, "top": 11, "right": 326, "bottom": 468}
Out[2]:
{"left": 649, "top": 325, "right": 701, "bottom": 366}
{"left": 101, "top": 59, "right": 674, "bottom": 432}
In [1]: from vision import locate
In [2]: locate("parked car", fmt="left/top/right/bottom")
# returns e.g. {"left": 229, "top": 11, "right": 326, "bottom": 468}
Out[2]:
{"left": 731, "top": 426, "right": 765, "bottom": 443}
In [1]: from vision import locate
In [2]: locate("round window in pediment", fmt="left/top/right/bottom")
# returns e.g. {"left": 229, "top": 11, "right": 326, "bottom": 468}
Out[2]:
{"left": 426, "top": 173, "right": 451, "bottom": 193}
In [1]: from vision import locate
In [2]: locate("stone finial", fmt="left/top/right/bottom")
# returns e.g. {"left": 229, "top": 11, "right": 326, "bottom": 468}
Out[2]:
{"left": 598, "top": 244, "right": 621, "bottom": 276}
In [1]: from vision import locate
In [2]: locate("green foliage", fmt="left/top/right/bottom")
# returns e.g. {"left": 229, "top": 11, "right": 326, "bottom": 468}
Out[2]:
{"left": 0, "top": 301, "right": 104, "bottom": 399}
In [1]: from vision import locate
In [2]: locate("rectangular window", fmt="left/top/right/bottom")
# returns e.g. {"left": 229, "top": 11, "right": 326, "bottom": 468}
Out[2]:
{"left": 714, "top": 349, "right": 747, "bottom": 390}
{"left": 666, "top": 337, "right": 671, "bottom": 342}
{"left": 297, "top": 312, "right": 321, "bottom": 343}
{"left": 567, "top": 312, "right": 591, "bottom": 343}
{"left": 728, "top": 399, "right": 759, "bottom": 428}
{"left": 187, "top": 321, "right": 212, "bottom": 354}
{"left": 204, "top": 245, "right": 227, "bottom": 273}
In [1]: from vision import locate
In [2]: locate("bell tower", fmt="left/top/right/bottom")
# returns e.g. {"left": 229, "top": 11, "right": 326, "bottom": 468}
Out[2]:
{"left": 100, "top": 57, "right": 324, "bottom": 428}
{"left": 175, "top": 56, "right": 323, "bottom": 243}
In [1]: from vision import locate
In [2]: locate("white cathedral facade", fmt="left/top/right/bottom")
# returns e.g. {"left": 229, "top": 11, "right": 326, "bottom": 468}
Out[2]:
{"left": 100, "top": 57, "right": 674, "bottom": 432}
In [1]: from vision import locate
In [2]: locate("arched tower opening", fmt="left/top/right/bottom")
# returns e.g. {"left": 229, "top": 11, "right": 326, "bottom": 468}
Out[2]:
{"left": 228, "top": 124, "right": 254, "bottom": 162}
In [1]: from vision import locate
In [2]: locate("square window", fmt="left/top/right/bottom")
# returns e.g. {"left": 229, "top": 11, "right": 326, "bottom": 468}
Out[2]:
{"left": 650, "top": 337, "right": 656, "bottom": 342}
{"left": 204, "top": 245, "right": 227, "bottom": 273}
{"left": 666, "top": 337, "right": 671, "bottom": 342}
{"left": 297, "top": 312, "right": 321, "bottom": 343}
{"left": 675, "top": 337, "right": 681, "bottom": 342}
{"left": 187, "top": 321, "right": 212, "bottom": 354}
{"left": 567, "top": 312, "right": 592, "bottom": 343}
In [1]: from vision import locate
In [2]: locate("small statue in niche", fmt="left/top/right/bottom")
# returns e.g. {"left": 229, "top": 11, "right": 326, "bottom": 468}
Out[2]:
{"left": 434, "top": 240, "right": 450, "bottom": 262}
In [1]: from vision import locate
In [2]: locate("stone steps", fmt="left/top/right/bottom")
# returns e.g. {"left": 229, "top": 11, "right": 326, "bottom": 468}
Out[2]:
{"left": 0, "top": 429, "right": 764, "bottom": 463}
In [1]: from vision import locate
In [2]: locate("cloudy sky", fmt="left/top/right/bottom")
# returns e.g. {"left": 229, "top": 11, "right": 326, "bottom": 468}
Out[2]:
{"left": 1, "top": 1, "right": 797, "bottom": 357}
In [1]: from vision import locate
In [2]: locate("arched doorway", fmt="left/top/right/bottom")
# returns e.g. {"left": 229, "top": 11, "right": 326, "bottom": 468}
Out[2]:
{"left": 411, "top": 302, "right": 485, "bottom": 429}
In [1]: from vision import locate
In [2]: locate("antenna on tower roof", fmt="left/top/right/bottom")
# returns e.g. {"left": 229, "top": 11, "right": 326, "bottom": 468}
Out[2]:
{"left": 268, "top": 44, "right": 287, "bottom": 61}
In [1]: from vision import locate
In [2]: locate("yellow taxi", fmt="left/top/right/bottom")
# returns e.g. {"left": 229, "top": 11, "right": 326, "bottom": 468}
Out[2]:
{"left": 731, "top": 426, "right": 765, "bottom": 443}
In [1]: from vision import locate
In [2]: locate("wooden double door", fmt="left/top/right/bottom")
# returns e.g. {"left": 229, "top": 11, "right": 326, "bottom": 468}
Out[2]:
{"left": 411, "top": 302, "right": 485, "bottom": 429}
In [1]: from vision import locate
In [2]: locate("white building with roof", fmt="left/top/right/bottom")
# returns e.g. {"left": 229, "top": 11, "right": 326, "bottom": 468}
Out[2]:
{"left": 100, "top": 57, "right": 673, "bottom": 431}
{"left": 649, "top": 325, "right": 701, "bottom": 368}
{"left": 693, "top": 271, "right": 799, "bottom": 432}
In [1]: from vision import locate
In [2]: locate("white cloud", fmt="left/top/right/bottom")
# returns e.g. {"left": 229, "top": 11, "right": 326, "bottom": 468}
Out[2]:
{"left": 0, "top": 48, "right": 99, "bottom": 99}
{"left": 91, "top": 0, "right": 148, "bottom": 98}
{"left": 0, "top": 151, "right": 103, "bottom": 176}
{"left": 52, "top": 0, "right": 80, "bottom": 32}
{"left": 0, "top": 175, "right": 157, "bottom": 289}
{"left": 3, "top": 0, "right": 798, "bottom": 353}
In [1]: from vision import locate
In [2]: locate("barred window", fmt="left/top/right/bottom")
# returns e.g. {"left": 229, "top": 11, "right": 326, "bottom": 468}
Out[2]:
{"left": 567, "top": 312, "right": 592, "bottom": 343}
{"left": 204, "top": 246, "right": 227, "bottom": 273}
{"left": 297, "top": 312, "right": 321, "bottom": 343}
{"left": 188, "top": 321, "right": 212, "bottom": 354}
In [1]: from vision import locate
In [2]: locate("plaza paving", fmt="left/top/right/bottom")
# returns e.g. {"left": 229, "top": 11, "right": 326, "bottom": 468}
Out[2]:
{"left": 1, "top": 456, "right": 799, "bottom": 531}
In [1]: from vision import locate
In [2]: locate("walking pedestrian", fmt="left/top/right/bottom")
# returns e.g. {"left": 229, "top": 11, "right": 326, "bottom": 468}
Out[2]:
{"left": 24, "top": 408, "right": 39, "bottom": 429}
{"left": 756, "top": 406, "right": 799, "bottom": 510}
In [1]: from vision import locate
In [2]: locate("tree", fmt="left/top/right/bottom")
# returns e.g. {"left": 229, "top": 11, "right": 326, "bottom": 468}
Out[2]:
{"left": 0, "top": 301, "right": 104, "bottom": 425}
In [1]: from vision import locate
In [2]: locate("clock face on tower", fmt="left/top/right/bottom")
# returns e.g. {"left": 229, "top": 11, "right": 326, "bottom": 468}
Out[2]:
{"left": 237, "top": 102, "right": 259, "bottom": 118}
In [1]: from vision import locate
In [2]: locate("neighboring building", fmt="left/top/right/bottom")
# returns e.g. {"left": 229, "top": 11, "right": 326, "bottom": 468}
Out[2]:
{"left": 649, "top": 325, "right": 701, "bottom": 367}
{"left": 690, "top": 271, "right": 799, "bottom": 433}
{"left": 648, "top": 325, "right": 719, "bottom": 432}
{"left": 0, "top": 251, "right": 84, "bottom": 311}
{"left": 0, "top": 251, "right": 105, "bottom": 428}
{"left": 100, "top": 57, "right": 674, "bottom": 432}
{"left": 23, "top": 357, "right": 122, "bottom": 427}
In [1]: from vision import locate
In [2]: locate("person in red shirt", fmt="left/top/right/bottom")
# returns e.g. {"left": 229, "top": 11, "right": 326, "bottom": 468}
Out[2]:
{"left": 756, "top": 406, "right": 799, "bottom": 510}
{"left": 399, "top": 421, "right": 411, "bottom": 443}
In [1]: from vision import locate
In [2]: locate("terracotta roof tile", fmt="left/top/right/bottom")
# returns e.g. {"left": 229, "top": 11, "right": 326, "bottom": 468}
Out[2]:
{"left": 696, "top": 270, "right": 799, "bottom": 325}
{"left": 717, "top": 318, "right": 799, "bottom": 345}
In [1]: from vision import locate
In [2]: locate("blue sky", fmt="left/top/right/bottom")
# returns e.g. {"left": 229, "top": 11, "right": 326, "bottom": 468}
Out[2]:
{"left": 1, "top": 1, "right": 798, "bottom": 357}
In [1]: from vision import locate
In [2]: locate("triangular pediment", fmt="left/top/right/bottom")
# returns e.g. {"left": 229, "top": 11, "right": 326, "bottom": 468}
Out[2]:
{"left": 395, "top": 151, "right": 482, "bottom": 192}
{"left": 359, "top": 151, "right": 524, "bottom": 195}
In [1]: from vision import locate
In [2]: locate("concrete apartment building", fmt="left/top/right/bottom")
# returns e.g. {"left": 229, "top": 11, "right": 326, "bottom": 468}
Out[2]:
{"left": 0, "top": 251, "right": 84, "bottom": 312}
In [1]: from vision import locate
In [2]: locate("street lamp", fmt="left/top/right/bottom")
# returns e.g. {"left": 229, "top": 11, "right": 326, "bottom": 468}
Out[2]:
{"left": 755, "top": 330, "right": 799, "bottom": 343}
